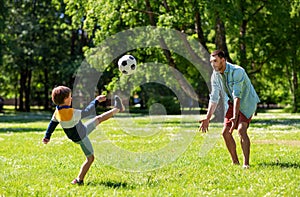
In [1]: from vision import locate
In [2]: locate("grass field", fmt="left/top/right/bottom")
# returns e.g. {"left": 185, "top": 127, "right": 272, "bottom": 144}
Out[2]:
{"left": 1, "top": 108, "right": 300, "bottom": 196}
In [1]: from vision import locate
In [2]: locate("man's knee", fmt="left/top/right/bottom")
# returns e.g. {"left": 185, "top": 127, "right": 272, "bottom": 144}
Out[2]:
{"left": 222, "top": 127, "right": 231, "bottom": 138}
{"left": 237, "top": 123, "right": 249, "bottom": 137}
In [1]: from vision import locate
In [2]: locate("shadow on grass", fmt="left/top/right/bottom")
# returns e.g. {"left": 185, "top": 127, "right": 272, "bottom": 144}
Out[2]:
{"left": 87, "top": 180, "right": 135, "bottom": 189}
{"left": 258, "top": 162, "right": 300, "bottom": 169}
{"left": 251, "top": 118, "right": 300, "bottom": 126}
{"left": 0, "top": 127, "right": 45, "bottom": 133}
{"left": 0, "top": 113, "right": 50, "bottom": 123}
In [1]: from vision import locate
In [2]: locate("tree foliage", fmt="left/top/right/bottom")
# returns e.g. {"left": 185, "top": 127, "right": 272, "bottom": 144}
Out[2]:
{"left": 0, "top": 0, "right": 299, "bottom": 112}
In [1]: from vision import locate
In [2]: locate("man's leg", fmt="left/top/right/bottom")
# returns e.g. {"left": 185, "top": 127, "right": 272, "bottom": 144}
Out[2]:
{"left": 222, "top": 126, "right": 240, "bottom": 164}
{"left": 237, "top": 122, "right": 250, "bottom": 166}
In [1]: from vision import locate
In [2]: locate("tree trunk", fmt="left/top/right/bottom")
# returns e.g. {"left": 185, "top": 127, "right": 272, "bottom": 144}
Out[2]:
{"left": 43, "top": 67, "right": 50, "bottom": 110}
{"left": 25, "top": 69, "right": 32, "bottom": 112}
{"left": 194, "top": 4, "right": 208, "bottom": 51}
{"left": 145, "top": 0, "right": 209, "bottom": 103}
{"left": 292, "top": 60, "right": 298, "bottom": 113}
{"left": 239, "top": 19, "right": 248, "bottom": 67}
{"left": 14, "top": 82, "right": 18, "bottom": 110}
{"left": 71, "top": 29, "right": 77, "bottom": 59}
{"left": 145, "top": 0, "right": 175, "bottom": 68}
{"left": 215, "top": 14, "right": 232, "bottom": 63}
{"left": 19, "top": 70, "right": 26, "bottom": 111}
{"left": 145, "top": 0, "right": 155, "bottom": 25}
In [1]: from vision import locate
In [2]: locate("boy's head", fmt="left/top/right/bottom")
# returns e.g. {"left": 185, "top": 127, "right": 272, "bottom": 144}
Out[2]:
{"left": 51, "top": 86, "right": 71, "bottom": 105}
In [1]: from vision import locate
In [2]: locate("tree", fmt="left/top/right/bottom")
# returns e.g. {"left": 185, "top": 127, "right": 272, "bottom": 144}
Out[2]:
{"left": 2, "top": 0, "right": 87, "bottom": 111}
{"left": 284, "top": 2, "right": 300, "bottom": 112}
{"left": 1, "top": 0, "right": 299, "bottom": 112}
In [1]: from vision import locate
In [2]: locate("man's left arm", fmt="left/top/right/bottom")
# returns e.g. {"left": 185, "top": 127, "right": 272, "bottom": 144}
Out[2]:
{"left": 230, "top": 68, "right": 244, "bottom": 133}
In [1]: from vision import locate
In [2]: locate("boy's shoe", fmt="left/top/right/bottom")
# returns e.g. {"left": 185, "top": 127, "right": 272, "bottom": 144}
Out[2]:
{"left": 114, "top": 95, "right": 125, "bottom": 112}
{"left": 71, "top": 178, "right": 84, "bottom": 185}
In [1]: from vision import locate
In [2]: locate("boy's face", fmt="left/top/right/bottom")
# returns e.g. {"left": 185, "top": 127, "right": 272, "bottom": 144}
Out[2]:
{"left": 64, "top": 93, "right": 72, "bottom": 106}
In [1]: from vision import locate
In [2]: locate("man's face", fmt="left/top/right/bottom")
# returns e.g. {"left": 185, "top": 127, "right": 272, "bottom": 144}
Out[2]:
{"left": 210, "top": 55, "right": 225, "bottom": 73}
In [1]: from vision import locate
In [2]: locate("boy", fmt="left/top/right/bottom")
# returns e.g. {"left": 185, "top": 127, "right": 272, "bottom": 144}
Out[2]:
{"left": 42, "top": 86, "right": 124, "bottom": 185}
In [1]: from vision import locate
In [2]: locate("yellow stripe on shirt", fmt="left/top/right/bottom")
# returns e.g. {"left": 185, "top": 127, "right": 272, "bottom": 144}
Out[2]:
{"left": 55, "top": 108, "right": 74, "bottom": 121}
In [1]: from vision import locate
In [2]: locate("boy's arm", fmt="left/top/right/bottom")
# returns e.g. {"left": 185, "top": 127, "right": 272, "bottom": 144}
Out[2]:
{"left": 43, "top": 120, "right": 59, "bottom": 144}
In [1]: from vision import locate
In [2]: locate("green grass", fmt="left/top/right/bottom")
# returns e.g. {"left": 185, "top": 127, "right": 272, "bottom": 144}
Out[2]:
{"left": 1, "top": 108, "right": 300, "bottom": 196}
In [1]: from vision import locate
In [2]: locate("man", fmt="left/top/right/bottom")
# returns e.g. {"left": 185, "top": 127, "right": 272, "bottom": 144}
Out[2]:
{"left": 200, "top": 50, "right": 260, "bottom": 168}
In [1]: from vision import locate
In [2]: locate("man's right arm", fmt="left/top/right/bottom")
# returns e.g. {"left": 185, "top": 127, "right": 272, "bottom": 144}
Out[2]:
{"left": 206, "top": 101, "right": 218, "bottom": 120}
{"left": 200, "top": 72, "right": 220, "bottom": 132}
{"left": 199, "top": 101, "right": 218, "bottom": 133}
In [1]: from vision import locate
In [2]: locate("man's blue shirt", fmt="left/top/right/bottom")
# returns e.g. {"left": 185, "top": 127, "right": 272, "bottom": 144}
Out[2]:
{"left": 209, "top": 62, "right": 260, "bottom": 118}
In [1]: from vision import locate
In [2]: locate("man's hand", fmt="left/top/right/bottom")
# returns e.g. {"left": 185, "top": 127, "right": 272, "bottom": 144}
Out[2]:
{"left": 199, "top": 118, "right": 210, "bottom": 133}
{"left": 42, "top": 138, "right": 50, "bottom": 144}
{"left": 229, "top": 98, "right": 240, "bottom": 133}
{"left": 229, "top": 116, "right": 237, "bottom": 134}
{"left": 96, "top": 95, "right": 106, "bottom": 103}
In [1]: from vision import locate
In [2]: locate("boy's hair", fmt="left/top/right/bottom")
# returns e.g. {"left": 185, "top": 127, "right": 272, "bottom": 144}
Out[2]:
{"left": 51, "top": 86, "right": 71, "bottom": 105}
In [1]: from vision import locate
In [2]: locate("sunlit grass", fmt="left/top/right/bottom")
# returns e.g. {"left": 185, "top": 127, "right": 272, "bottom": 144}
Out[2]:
{"left": 0, "top": 109, "right": 300, "bottom": 196}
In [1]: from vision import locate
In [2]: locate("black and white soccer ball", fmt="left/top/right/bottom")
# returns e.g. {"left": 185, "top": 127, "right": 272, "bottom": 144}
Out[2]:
{"left": 118, "top": 55, "right": 137, "bottom": 75}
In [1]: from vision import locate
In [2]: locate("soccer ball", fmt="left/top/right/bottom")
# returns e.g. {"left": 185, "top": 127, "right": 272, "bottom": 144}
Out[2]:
{"left": 118, "top": 55, "right": 137, "bottom": 75}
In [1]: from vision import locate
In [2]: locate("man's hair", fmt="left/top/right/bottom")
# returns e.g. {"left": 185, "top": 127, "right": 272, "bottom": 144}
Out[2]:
{"left": 211, "top": 50, "right": 226, "bottom": 59}
{"left": 51, "top": 86, "right": 71, "bottom": 105}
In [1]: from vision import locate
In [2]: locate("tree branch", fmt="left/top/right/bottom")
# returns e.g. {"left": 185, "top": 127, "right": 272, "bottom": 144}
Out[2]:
{"left": 124, "top": 0, "right": 160, "bottom": 16}
{"left": 248, "top": 0, "right": 267, "bottom": 20}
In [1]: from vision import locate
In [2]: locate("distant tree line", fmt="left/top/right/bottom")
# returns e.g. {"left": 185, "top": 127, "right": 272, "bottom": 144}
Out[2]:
{"left": 0, "top": 0, "right": 299, "bottom": 112}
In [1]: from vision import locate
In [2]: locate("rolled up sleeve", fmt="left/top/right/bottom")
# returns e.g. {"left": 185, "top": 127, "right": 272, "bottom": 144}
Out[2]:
{"left": 209, "top": 72, "right": 220, "bottom": 104}
{"left": 232, "top": 69, "right": 244, "bottom": 99}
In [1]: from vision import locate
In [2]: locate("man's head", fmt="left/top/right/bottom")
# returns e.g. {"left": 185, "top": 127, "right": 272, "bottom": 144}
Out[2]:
{"left": 210, "top": 50, "right": 226, "bottom": 73}
{"left": 51, "top": 86, "right": 71, "bottom": 105}
{"left": 210, "top": 50, "right": 225, "bottom": 60}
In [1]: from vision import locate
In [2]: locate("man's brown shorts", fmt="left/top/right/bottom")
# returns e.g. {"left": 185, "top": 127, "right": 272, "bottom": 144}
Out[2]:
{"left": 224, "top": 101, "right": 252, "bottom": 129}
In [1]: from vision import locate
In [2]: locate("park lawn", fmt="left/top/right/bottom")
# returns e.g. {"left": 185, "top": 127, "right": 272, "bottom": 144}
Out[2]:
{"left": 0, "top": 109, "right": 300, "bottom": 196}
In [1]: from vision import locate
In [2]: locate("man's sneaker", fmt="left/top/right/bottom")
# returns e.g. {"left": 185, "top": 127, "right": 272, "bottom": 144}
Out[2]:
{"left": 114, "top": 95, "right": 125, "bottom": 112}
{"left": 71, "top": 178, "right": 84, "bottom": 185}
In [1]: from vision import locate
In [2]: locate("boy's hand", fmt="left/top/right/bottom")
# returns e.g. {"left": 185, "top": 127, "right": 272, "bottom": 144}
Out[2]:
{"left": 42, "top": 138, "right": 50, "bottom": 144}
{"left": 96, "top": 95, "right": 106, "bottom": 103}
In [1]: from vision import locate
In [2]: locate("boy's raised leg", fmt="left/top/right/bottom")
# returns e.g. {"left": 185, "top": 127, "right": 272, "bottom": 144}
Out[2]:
{"left": 95, "top": 95, "right": 125, "bottom": 124}
{"left": 114, "top": 95, "right": 125, "bottom": 112}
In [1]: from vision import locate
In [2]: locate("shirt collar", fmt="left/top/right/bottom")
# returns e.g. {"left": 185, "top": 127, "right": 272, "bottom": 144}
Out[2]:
{"left": 224, "top": 62, "right": 230, "bottom": 74}
{"left": 56, "top": 105, "right": 71, "bottom": 110}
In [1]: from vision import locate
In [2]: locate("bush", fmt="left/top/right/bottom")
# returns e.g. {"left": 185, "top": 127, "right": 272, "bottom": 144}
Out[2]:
{"left": 146, "top": 96, "right": 181, "bottom": 115}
